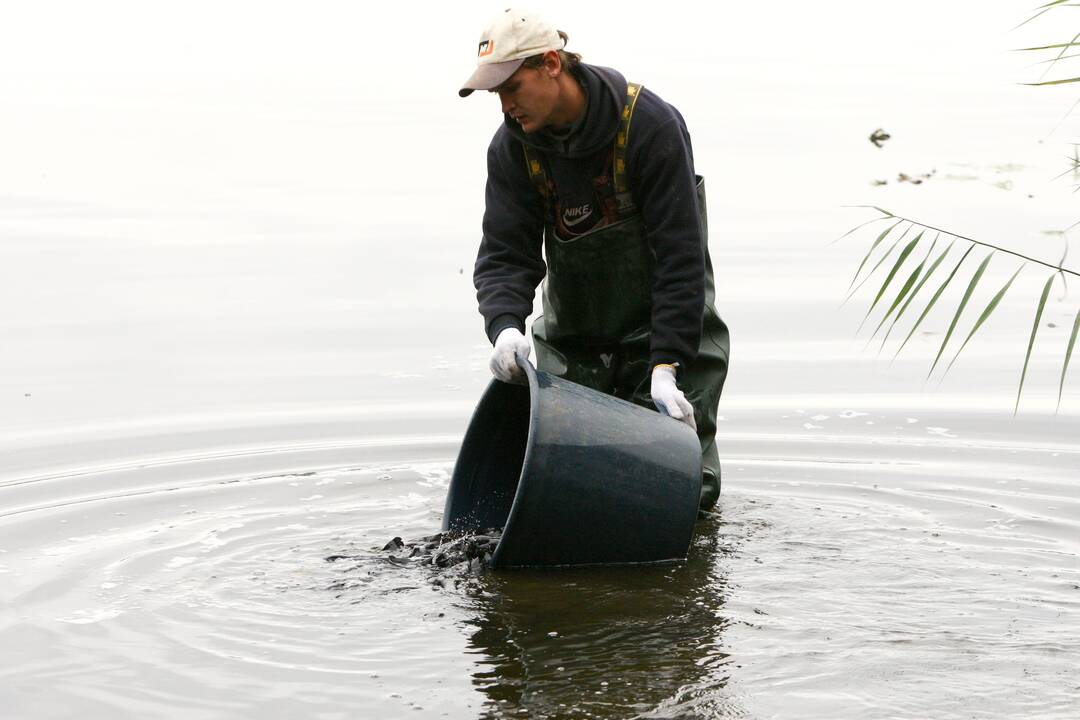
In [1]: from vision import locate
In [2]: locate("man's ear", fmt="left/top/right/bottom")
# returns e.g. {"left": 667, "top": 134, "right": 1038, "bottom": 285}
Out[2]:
{"left": 543, "top": 50, "right": 562, "bottom": 78}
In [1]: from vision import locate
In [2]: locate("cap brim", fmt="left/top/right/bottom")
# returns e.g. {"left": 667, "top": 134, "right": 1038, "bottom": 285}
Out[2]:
{"left": 458, "top": 59, "right": 526, "bottom": 97}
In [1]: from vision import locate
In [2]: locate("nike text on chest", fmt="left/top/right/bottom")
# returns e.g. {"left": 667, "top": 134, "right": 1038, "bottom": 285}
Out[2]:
{"left": 561, "top": 203, "right": 593, "bottom": 227}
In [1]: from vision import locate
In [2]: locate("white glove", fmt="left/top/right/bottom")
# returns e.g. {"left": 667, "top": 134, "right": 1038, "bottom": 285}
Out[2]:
{"left": 489, "top": 327, "right": 531, "bottom": 383}
{"left": 651, "top": 364, "right": 697, "bottom": 430}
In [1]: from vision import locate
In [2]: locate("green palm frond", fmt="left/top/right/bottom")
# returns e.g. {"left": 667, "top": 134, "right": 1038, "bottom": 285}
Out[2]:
{"left": 895, "top": 245, "right": 976, "bottom": 357}
{"left": 1015, "top": 0, "right": 1076, "bottom": 31}
{"left": 846, "top": 225, "right": 913, "bottom": 302}
{"left": 841, "top": 209, "right": 1080, "bottom": 410}
{"left": 870, "top": 235, "right": 940, "bottom": 343}
{"left": 1056, "top": 238, "right": 1071, "bottom": 293}
{"left": 1060, "top": 308, "right": 1080, "bottom": 411}
{"left": 847, "top": 220, "right": 903, "bottom": 292}
{"left": 839, "top": 4, "right": 1080, "bottom": 410}
{"left": 1035, "top": 30, "right": 1080, "bottom": 85}
{"left": 858, "top": 231, "right": 924, "bottom": 332}
{"left": 1015, "top": 3, "right": 1080, "bottom": 85}
{"left": 1016, "top": 40, "right": 1080, "bottom": 52}
{"left": 838, "top": 4, "right": 1080, "bottom": 410}
{"left": 945, "top": 265, "right": 1026, "bottom": 374}
{"left": 1016, "top": 276, "right": 1056, "bottom": 413}
{"left": 879, "top": 238, "right": 953, "bottom": 350}
{"left": 1024, "top": 76, "right": 1080, "bottom": 86}
{"left": 1031, "top": 51, "right": 1080, "bottom": 67}
{"left": 831, "top": 214, "right": 891, "bottom": 246}
{"left": 928, "top": 252, "right": 994, "bottom": 379}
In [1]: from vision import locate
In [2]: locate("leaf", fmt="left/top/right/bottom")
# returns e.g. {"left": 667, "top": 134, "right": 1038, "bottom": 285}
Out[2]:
{"left": 860, "top": 232, "right": 924, "bottom": 332}
{"left": 1016, "top": 276, "right": 1055, "bottom": 413}
{"left": 1033, "top": 51, "right": 1080, "bottom": 66}
{"left": 945, "top": 264, "right": 1026, "bottom": 373}
{"left": 849, "top": 220, "right": 902, "bottom": 290}
{"left": 1024, "top": 76, "right": 1080, "bottom": 86}
{"left": 1057, "top": 239, "right": 1070, "bottom": 295}
{"left": 881, "top": 237, "right": 953, "bottom": 349}
{"left": 1037, "top": 30, "right": 1080, "bottom": 82}
{"left": 929, "top": 252, "right": 994, "bottom": 379}
{"left": 870, "top": 232, "right": 924, "bottom": 311}
{"left": 871, "top": 237, "right": 938, "bottom": 341}
{"left": 846, "top": 225, "right": 913, "bottom": 301}
{"left": 897, "top": 246, "right": 976, "bottom": 358}
{"left": 1014, "top": 0, "right": 1073, "bottom": 30}
{"left": 1059, "top": 306, "right": 1080, "bottom": 412}
{"left": 831, "top": 214, "right": 890, "bottom": 246}
{"left": 1015, "top": 42, "right": 1080, "bottom": 52}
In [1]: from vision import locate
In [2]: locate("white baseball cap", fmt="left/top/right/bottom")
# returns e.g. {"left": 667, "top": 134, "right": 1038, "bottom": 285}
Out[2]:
{"left": 459, "top": 8, "right": 566, "bottom": 97}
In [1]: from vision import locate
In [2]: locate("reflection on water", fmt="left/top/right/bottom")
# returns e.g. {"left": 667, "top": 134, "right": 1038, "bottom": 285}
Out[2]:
{"left": 463, "top": 519, "right": 739, "bottom": 719}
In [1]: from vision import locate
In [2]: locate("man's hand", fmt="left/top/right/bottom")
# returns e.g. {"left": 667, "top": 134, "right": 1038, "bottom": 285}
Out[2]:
{"left": 489, "top": 327, "right": 531, "bottom": 383}
{"left": 651, "top": 364, "right": 697, "bottom": 430}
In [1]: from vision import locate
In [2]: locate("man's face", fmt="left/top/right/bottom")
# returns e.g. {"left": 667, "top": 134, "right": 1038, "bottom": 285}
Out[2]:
{"left": 491, "top": 64, "right": 558, "bottom": 134}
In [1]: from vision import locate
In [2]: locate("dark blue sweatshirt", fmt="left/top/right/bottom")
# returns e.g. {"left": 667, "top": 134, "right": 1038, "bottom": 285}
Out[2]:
{"left": 473, "top": 63, "right": 706, "bottom": 370}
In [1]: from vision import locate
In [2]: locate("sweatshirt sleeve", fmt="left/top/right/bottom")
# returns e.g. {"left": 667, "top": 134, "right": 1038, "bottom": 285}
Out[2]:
{"left": 473, "top": 131, "right": 547, "bottom": 344}
{"left": 630, "top": 115, "right": 706, "bottom": 371}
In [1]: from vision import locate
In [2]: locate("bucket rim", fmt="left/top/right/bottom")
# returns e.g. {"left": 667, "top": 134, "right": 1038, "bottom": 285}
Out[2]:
{"left": 488, "top": 359, "right": 541, "bottom": 568}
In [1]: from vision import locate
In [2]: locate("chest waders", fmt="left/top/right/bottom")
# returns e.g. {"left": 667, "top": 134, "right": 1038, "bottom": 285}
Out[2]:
{"left": 524, "top": 83, "right": 730, "bottom": 510}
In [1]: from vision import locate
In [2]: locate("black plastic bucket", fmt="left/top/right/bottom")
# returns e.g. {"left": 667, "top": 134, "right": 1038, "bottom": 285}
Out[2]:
{"left": 442, "top": 361, "right": 702, "bottom": 568}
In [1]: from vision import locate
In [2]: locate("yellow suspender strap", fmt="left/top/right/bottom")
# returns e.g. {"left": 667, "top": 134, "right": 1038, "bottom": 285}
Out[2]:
{"left": 613, "top": 82, "right": 643, "bottom": 197}
{"left": 520, "top": 81, "right": 643, "bottom": 208}
{"left": 522, "top": 144, "right": 549, "bottom": 201}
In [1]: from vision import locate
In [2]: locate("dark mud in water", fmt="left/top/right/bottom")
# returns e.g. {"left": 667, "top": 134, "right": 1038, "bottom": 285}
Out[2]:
{"left": 380, "top": 528, "right": 504, "bottom": 569}
{"left": 324, "top": 528, "right": 504, "bottom": 596}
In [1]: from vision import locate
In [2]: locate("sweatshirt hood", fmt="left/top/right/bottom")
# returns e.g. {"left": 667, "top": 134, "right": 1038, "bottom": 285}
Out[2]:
{"left": 503, "top": 63, "right": 628, "bottom": 159}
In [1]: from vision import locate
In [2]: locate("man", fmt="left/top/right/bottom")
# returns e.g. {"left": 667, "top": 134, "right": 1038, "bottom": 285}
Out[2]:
{"left": 459, "top": 8, "right": 730, "bottom": 510}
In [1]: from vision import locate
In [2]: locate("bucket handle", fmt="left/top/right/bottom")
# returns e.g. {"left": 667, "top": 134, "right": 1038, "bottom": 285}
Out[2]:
{"left": 515, "top": 349, "right": 536, "bottom": 385}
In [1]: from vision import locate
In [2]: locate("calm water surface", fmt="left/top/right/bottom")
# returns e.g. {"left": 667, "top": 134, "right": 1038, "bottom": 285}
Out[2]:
{"left": 2, "top": 2, "right": 1079, "bottom": 718}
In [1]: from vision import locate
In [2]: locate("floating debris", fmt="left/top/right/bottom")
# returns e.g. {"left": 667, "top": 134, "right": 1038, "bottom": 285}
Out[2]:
{"left": 898, "top": 169, "right": 936, "bottom": 185}
{"left": 869, "top": 128, "right": 891, "bottom": 148}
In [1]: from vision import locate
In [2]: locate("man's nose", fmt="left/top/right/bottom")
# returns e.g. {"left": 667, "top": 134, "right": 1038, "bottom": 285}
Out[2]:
{"left": 498, "top": 91, "right": 512, "bottom": 114}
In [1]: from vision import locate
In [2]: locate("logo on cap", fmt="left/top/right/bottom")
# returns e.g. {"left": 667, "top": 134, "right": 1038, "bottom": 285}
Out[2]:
{"left": 478, "top": 40, "right": 494, "bottom": 57}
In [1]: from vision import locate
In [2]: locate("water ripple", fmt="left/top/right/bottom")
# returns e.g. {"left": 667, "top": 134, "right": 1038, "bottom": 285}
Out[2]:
{"left": 0, "top": 410, "right": 1077, "bottom": 719}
